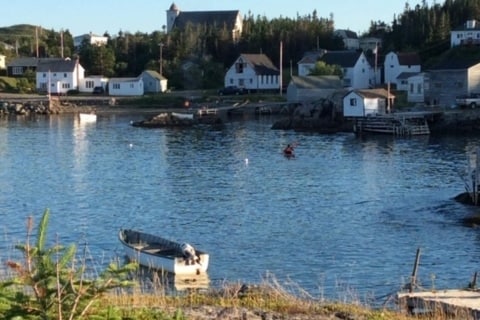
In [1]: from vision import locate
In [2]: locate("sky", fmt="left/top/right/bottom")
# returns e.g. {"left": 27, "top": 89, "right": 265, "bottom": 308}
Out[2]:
{"left": 3, "top": 0, "right": 413, "bottom": 36}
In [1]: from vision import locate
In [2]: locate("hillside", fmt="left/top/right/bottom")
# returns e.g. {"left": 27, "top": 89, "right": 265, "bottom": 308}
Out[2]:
{"left": 0, "top": 24, "right": 38, "bottom": 44}
{"left": 423, "top": 45, "right": 480, "bottom": 69}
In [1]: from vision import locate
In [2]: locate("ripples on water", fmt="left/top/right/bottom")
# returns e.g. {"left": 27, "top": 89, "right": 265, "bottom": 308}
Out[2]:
{"left": 1, "top": 113, "right": 480, "bottom": 303}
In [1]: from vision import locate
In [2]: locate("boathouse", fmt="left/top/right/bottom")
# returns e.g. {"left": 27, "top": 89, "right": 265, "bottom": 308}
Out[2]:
{"left": 344, "top": 89, "right": 430, "bottom": 136}
{"left": 343, "top": 88, "right": 393, "bottom": 117}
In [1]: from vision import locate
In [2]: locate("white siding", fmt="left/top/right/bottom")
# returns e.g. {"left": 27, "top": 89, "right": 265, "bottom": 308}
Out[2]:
{"left": 35, "top": 64, "right": 85, "bottom": 94}
{"left": 343, "top": 92, "right": 365, "bottom": 117}
{"left": 79, "top": 76, "right": 108, "bottom": 93}
{"left": 407, "top": 74, "right": 425, "bottom": 103}
{"left": 0, "top": 54, "right": 5, "bottom": 69}
{"left": 351, "top": 53, "right": 372, "bottom": 89}
{"left": 108, "top": 79, "right": 144, "bottom": 96}
{"left": 384, "top": 52, "right": 421, "bottom": 87}
{"left": 343, "top": 91, "right": 381, "bottom": 117}
{"left": 224, "top": 56, "right": 279, "bottom": 91}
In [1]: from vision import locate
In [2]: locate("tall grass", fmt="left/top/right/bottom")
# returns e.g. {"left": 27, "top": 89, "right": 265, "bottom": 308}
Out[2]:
{"left": 0, "top": 208, "right": 464, "bottom": 319}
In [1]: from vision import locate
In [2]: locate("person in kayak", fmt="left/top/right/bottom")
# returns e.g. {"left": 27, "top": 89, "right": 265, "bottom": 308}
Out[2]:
{"left": 284, "top": 144, "right": 294, "bottom": 156}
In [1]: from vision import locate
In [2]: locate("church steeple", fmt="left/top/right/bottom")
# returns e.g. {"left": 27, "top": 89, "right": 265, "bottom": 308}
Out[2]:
{"left": 166, "top": 3, "right": 180, "bottom": 33}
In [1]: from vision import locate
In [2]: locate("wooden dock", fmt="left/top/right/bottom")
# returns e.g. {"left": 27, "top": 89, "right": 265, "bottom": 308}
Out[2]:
{"left": 396, "top": 248, "right": 480, "bottom": 319}
{"left": 397, "top": 289, "right": 480, "bottom": 319}
{"left": 353, "top": 114, "right": 430, "bottom": 136}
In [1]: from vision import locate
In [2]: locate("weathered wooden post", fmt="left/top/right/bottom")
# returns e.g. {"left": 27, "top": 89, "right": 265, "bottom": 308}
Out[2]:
{"left": 410, "top": 248, "right": 421, "bottom": 293}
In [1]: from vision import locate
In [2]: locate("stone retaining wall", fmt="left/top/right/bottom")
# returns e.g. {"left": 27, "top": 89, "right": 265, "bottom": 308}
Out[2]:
{"left": 0, "top": 96, "right": 114, "bottom": 116}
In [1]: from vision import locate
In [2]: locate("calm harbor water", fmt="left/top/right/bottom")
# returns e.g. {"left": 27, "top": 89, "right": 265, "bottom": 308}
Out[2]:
{"left": 1, "top": 111, "right": 480, "bottom": 304}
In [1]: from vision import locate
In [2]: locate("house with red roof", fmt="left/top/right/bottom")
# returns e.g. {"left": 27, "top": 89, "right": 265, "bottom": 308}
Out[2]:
{"left": 384, "top": 51, "right": 421, "bottom": 88}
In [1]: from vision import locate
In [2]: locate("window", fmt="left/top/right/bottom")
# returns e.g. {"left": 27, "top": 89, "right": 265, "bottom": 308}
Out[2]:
{"left": 417, "top": 83, "right": 422, "bottom": 94}
{"left": 12, "top": 67, "right": 23, "bottom": 75}
{"left": 229, "top": 79, "right": 233, "bottom": 85}
{"left": 64, "top": 73, "right": 67, "bottom": 78}
{"left": 43, "top": 73, "right": 46, "bottom": 78}
{"left": 350, "top": 98, "right": 357, "bottom": 106}
{"left": 113, "top": 83, "right": 120, "bottom": 89}
{"left": 86, "top": 80, "right": 94, "bottom": 89}
{"left": 410, "top": 83, "right": 414, "bottom": 93}
{"left": 62, "top": 83, "right": 70, "bottom": 89}
{"left": 235, "top": 62, "right": 244, "bottom": 73}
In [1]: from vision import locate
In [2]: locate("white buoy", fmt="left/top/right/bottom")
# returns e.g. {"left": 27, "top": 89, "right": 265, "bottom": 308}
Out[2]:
{"left": 129, "top": 143, "right": 133, "bottom": 148}
{"left": 245, "top": 158, "right": 249, "bottom": 165}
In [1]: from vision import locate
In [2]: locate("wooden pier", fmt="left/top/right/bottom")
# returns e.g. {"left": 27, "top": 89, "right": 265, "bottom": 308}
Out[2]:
{"left": 397, "top": 289, "right": 480, "bottom": 319}
{"left": 354, "top": 114, "right": 430, "bottom": 136}
{"left": 396, "top": 248, "right": 480, "bottom": 319}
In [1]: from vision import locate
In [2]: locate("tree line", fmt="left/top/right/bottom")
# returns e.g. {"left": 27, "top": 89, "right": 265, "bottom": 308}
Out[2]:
{"left": 1, "top": 0, "right": 480, "bottom": 89}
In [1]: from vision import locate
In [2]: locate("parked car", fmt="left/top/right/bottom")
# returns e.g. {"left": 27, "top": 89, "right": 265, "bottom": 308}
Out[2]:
{"left": 218, "top": 86, "right": 245, "bottom": 95}
{"left": 93, "top": 86, "right": 104, "bottom": 94}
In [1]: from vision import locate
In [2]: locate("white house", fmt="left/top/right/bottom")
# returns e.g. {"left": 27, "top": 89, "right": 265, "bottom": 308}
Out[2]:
{"left": 36, "top": 58, "right": 85, "bottom": 95}
{"left": 343, "top": 89, "right": 394, "bottom": 117}
{"left": 141, "top": 70, "right": 168, "bottom": 93}
{"left": 286, "top": 75, "right": 342, "bottom": 102}
{"left": 73, "top": 32, "right": 108, "bottom": 48}
{"left": 79, "top": 76, "right": 109, "bottom": 93}
{"left": 224, "top": 53, "right": 280, "bottom": 91}
{"left": 319, "top": 51, "right": 373, "bottom": 89}
{"left": 384, "top": 51, "right": 421, "bottom": 88}
{"left": 334, "top": 29, "right": 359, "bottom": 50}
{"left": 407, "top": 72, "right": 427, "bottom": 104}
{"left": 0, "top": 54, "right": 5, "bottom": 69}
{"left": 451, "top": 20, "right": 480, "bottom": 47}
{"left": 108, "top": 77, "right": 143, "bottom": 96}
{"left": 396, "top": 72, "right": 420, "bottom": 91}
{"left": 297, "top": 50, "right": 326, "bottom": 76}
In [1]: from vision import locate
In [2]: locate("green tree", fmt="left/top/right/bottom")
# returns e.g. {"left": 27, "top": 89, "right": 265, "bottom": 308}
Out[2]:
{"left": 1, "top": 209, "right": 136, "bottom": 319}
{"left": 79, "top": 44, "right": 116, "bottom": 76}
{"left": 309, "top": 61, "right": 342, "bottom": 77}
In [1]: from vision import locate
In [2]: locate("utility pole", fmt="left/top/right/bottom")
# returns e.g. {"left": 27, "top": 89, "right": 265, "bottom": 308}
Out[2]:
{"left": 158, "top": 43, "right": 164, "bottom": 75}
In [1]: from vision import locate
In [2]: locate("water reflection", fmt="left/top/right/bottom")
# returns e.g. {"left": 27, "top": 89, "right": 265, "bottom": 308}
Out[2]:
{"left": 134, "top": 265, "right": 210, "bottom": 293}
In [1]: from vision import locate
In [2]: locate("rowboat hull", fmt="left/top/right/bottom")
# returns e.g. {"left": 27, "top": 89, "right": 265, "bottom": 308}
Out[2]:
{"left": 171, "top": 112, "right": 194, "bottom": 120}
{"left": 118, "top": 229, "right": 209, "bottom": 275}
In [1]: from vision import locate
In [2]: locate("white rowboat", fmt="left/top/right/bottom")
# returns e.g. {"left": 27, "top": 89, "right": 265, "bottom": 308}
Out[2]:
{"left": 118, "top": 229, "right": 209, "bottom": 275}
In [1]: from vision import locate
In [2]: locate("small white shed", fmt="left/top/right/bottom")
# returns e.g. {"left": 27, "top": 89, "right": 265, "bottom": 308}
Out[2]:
{"left": 343, "top": 89, "right": 394, "bottom": 117}
{"left": 108, "top": 77, "right": 144, "bottom": 96}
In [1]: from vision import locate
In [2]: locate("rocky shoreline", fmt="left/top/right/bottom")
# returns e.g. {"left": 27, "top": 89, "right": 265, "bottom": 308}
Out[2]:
{"left": 3, "top": 94, "right": 480, "bottom": 135}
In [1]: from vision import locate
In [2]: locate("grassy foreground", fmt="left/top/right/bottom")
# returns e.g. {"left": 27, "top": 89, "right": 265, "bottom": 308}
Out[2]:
{"left": 0, "top": 209, "right": 449, "bottom": 319}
